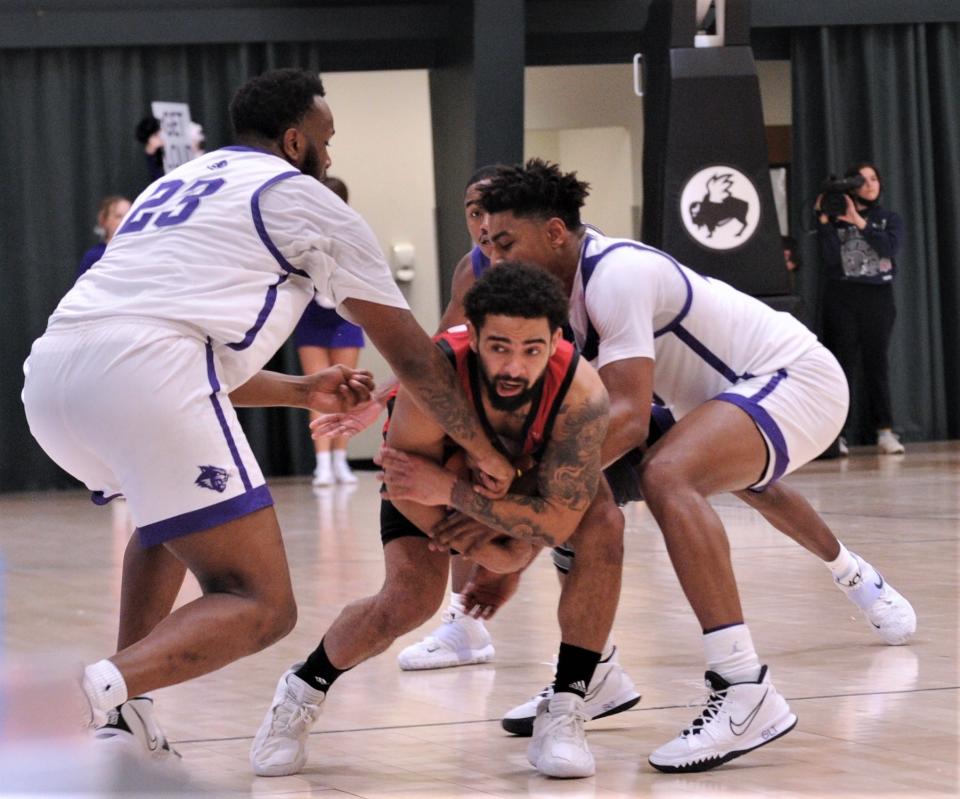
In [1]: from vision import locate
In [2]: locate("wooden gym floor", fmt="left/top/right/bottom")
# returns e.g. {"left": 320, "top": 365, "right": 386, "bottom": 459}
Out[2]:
{"left": 1, "top": 442, "right": 957, "bottom": 797}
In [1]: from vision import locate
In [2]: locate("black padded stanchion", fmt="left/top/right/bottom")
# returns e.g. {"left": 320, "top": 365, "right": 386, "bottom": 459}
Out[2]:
{"left": 640, "top": 0, "right": 790, "bottom": 300}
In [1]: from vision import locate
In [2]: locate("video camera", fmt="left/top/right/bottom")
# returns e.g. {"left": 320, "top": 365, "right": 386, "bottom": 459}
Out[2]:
{"left": 819, "top": 174, "right": 865, "bottom": 218}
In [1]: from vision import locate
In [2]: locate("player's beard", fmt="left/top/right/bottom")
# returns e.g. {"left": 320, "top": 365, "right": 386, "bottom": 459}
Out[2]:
{"left": 479, "top": 363, "right": 544, "bottom": 412}
{"left": 300, "top": 140, "right": 325, "bottom": 182}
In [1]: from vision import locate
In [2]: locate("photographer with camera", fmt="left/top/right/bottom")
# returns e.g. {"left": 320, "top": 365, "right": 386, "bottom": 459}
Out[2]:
{"left": 815, "top": 162, "right": 905, "bottom": 455}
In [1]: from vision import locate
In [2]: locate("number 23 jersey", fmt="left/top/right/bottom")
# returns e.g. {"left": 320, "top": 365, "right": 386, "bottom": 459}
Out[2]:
{"left": 48, "top": 146, "right": 406, "bottom": 387}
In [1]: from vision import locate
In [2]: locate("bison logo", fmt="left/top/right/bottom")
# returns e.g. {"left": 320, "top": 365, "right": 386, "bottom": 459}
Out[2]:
{"left": 680, "top": 166, "right": 760, "bottom": 251}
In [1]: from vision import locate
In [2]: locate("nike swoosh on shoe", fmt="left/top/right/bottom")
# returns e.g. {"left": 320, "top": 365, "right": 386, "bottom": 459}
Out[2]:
{"left": 728, "top": 689, "right": 768, "bottom": 736}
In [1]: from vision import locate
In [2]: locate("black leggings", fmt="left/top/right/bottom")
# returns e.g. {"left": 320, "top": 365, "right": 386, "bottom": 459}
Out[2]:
{"left": 823, "top": 281, "right": 896, "bottom": 432}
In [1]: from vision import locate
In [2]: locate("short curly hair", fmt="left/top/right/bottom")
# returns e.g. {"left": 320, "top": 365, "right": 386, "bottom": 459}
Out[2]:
{"left": 478, "top": 159, "right": 590, "bottom": 230}
{"left": 464, "top": 262, "right": 569, "bottom": 333}
{"left": 230, "top": 68, "right": 325, "bottom": 142}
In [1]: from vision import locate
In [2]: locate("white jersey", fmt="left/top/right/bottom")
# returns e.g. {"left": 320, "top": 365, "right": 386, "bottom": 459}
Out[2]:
{"left": 570, "top": 231, "right": 819, "bottom": 419}
{"left": 49, "top": 146, "right": 406, "bottom": 387}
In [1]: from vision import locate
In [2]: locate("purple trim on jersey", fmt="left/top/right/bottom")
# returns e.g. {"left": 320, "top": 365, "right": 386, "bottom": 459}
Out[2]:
{"left": 227, "top": 169, "right": 310, "bottom": 351}
{"left": 205, "top": 341, "right": 253, "bottom": 492}
{"left": 226, "top": 273, "right": 287, "bottom": 351}
{"left": 578, "top": 235, "right": 695, "bottom": 360}
{"left": 221, "top": 145, "right": 272, "bottom": 154}
{"left": 90, "top": 490, "right": 123, "bottom": 506}
{"left": 673, "top": 325, "right": 740, "bottom": 383}
{"left": 250, "top": 171, "right": 311, "bottom": 279}
{"left": 138, "top": 484, "right": 273, "bottom": 547}
{"left": 470, "top": 245, "right": 491, "bottom": 278}
{"left": 715, "top": 389, "right": 790, "bottom": 490}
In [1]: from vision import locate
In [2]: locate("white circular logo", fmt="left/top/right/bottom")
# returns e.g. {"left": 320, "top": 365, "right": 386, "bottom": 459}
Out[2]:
{"left": 680, "top": 166, "right": 760, "bottom": 251}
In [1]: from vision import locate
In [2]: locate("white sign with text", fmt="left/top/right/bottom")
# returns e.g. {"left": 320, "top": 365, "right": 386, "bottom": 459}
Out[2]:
{"left": 151, "top": 101, "right": 194, "bottom": 174}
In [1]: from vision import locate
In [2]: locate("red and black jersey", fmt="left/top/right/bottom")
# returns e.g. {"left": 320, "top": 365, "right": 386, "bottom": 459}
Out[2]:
{"left": 383, "top": 328, "right": 579, "bottom": 463}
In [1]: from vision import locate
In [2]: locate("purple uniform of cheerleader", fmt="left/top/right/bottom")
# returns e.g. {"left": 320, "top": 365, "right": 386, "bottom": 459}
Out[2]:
{"left": 293, "top": 300, "right": 365, "bottom": 349}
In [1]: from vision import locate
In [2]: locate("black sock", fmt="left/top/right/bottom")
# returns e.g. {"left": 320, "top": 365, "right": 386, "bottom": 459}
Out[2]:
{"left": 552, "top": 642, "right": 602, "bottom": 698}
{"left": 294, "top": 638, "right": 348, "bottom": 692}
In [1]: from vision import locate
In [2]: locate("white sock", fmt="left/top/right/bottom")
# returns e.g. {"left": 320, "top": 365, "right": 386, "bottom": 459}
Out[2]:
{"left": 703, "top": 624, "right": 762, "bottom": 684}
{"left": 332, "top": 449, "right": 349, "bottom": 467}
{"left": 826, "top": 542, "right": 860, "bottom": 585}
{"left": 315, "top": 451, "right": 331, "bottom": 471}
{"left": 83, "top": 659, "right": 128, "bottom": 714}
{"left": 449, "top": 591, "right": 468, "bottom": 616}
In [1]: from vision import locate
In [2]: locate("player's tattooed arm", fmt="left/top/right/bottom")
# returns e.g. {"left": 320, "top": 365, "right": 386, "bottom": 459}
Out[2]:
{"left": 441, "top": 387, "right": 609, "bottom": 548}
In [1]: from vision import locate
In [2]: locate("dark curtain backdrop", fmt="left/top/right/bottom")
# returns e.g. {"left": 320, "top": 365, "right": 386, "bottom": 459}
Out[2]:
{"left": 0, "top": 43, "right": 331, "bottom": 492}
{"left": 789, "top": 23, "right": 960, "bottom": 445}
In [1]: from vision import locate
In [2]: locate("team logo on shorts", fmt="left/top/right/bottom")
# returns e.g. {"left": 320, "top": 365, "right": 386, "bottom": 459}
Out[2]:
{"left": 196, "top": 465, "right": 230, "bottom": 493}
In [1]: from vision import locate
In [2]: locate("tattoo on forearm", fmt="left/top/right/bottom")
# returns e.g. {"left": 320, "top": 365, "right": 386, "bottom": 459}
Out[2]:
{"left": 450, "top": 481, "right": 558, "bottom": 547}
{"left": 399, "top": 349, "right": 481, "bottom": 446}
{"left": 445, "top": 393, "right": 609, "bottom": 547}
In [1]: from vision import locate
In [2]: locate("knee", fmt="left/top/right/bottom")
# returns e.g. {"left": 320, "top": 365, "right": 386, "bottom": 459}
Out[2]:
{"left": 250, "top": 586, "right": 298, "bottom": 649}
{"left": 370, "top": 572, "right": 445, "bottom": 639}
{"left": 570, "top": 503, "right": 624, "bottom": 568}
{"left": 198, "top": 570, "right": 297, "bottom": 649}
{"left": 638, "top": 451, "right": 690, "bottom": 502}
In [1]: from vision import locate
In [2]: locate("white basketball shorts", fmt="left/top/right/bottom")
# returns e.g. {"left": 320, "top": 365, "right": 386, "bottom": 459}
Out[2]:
{"left": 713, "top": 342, "right": 849, "bottom": 490}
{"left": 22, "top": 318, "right": 273, "bottom": 546}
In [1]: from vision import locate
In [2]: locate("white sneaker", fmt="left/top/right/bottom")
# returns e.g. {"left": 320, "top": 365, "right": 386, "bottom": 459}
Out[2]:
{"left": 648, "top": 665, "right": 796, "bottom": 773}
{"left": 312, "top": 463, "right": 333, "bottom": 486}
{"left": 877, "top": 429, "right": 905, "bottom": 455}
{"left": 250, "top": 665, "right": 325, "bottom": 777}
{"left": 838, "top": 436, "right": 849, "bottom": 457}
{"left": 527, "top": 693, "right": 595, "bottom": 778}
{"left": 94, "top": 697, "right": 181, "bottom": 761}
{"left": 502, "top": 647, "right": 641, "bottom": 736}
{"left": 837, "top": 553, "right": 917, "bottom": 645}
{"left": 397, "top": 609, "right": 494, "bottom": 670}
{"left": 332, "top": 459, "right": 358, "bottom": 484}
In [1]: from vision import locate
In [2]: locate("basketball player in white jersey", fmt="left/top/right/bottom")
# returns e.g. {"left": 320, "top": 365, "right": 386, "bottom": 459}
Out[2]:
{"left": 477, "top": 160, "right": 916, "bottom": 774}
{"left": 21, "top": 68, "right": 515, "bottom": 759}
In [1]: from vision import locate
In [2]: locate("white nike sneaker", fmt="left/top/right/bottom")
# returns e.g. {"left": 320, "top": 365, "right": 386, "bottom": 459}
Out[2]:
{"left": 527, "top": 693, "right": 595, "bottom": 778}
{"left": 94, "top": 697, "right": 181, "bottom": 761}
{"left": 250, "top": 665, "right": 325, "bottom": 777}
{"left": 837, "top": 553, "right": 917, "bottom": 645}
{"left": 502, "top": 647, "right": 641, "bottom": 736}
{"left": 397, "top": 609, "right": 494, "bottom": 670}
{"left": 649, "top": 665, "right": 796, "bottom": 773}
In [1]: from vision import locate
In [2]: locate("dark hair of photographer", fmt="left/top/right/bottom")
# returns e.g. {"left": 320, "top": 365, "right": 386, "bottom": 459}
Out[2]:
{"left": 814, "top": 161, "right": 905, "bottom": 454}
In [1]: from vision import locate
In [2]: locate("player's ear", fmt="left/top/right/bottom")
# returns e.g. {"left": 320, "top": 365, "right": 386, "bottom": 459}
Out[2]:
{"left": 549, "top": 326, "right": 562, "bottom": 354}
{"left": 545, "top": 217, "right": 568, "bottom": 249}
{"left": 280, "top": 126, "right": 304, "bottom": 164}
{"left": 467, "top": 321, "right": 479, "bottom": 352}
